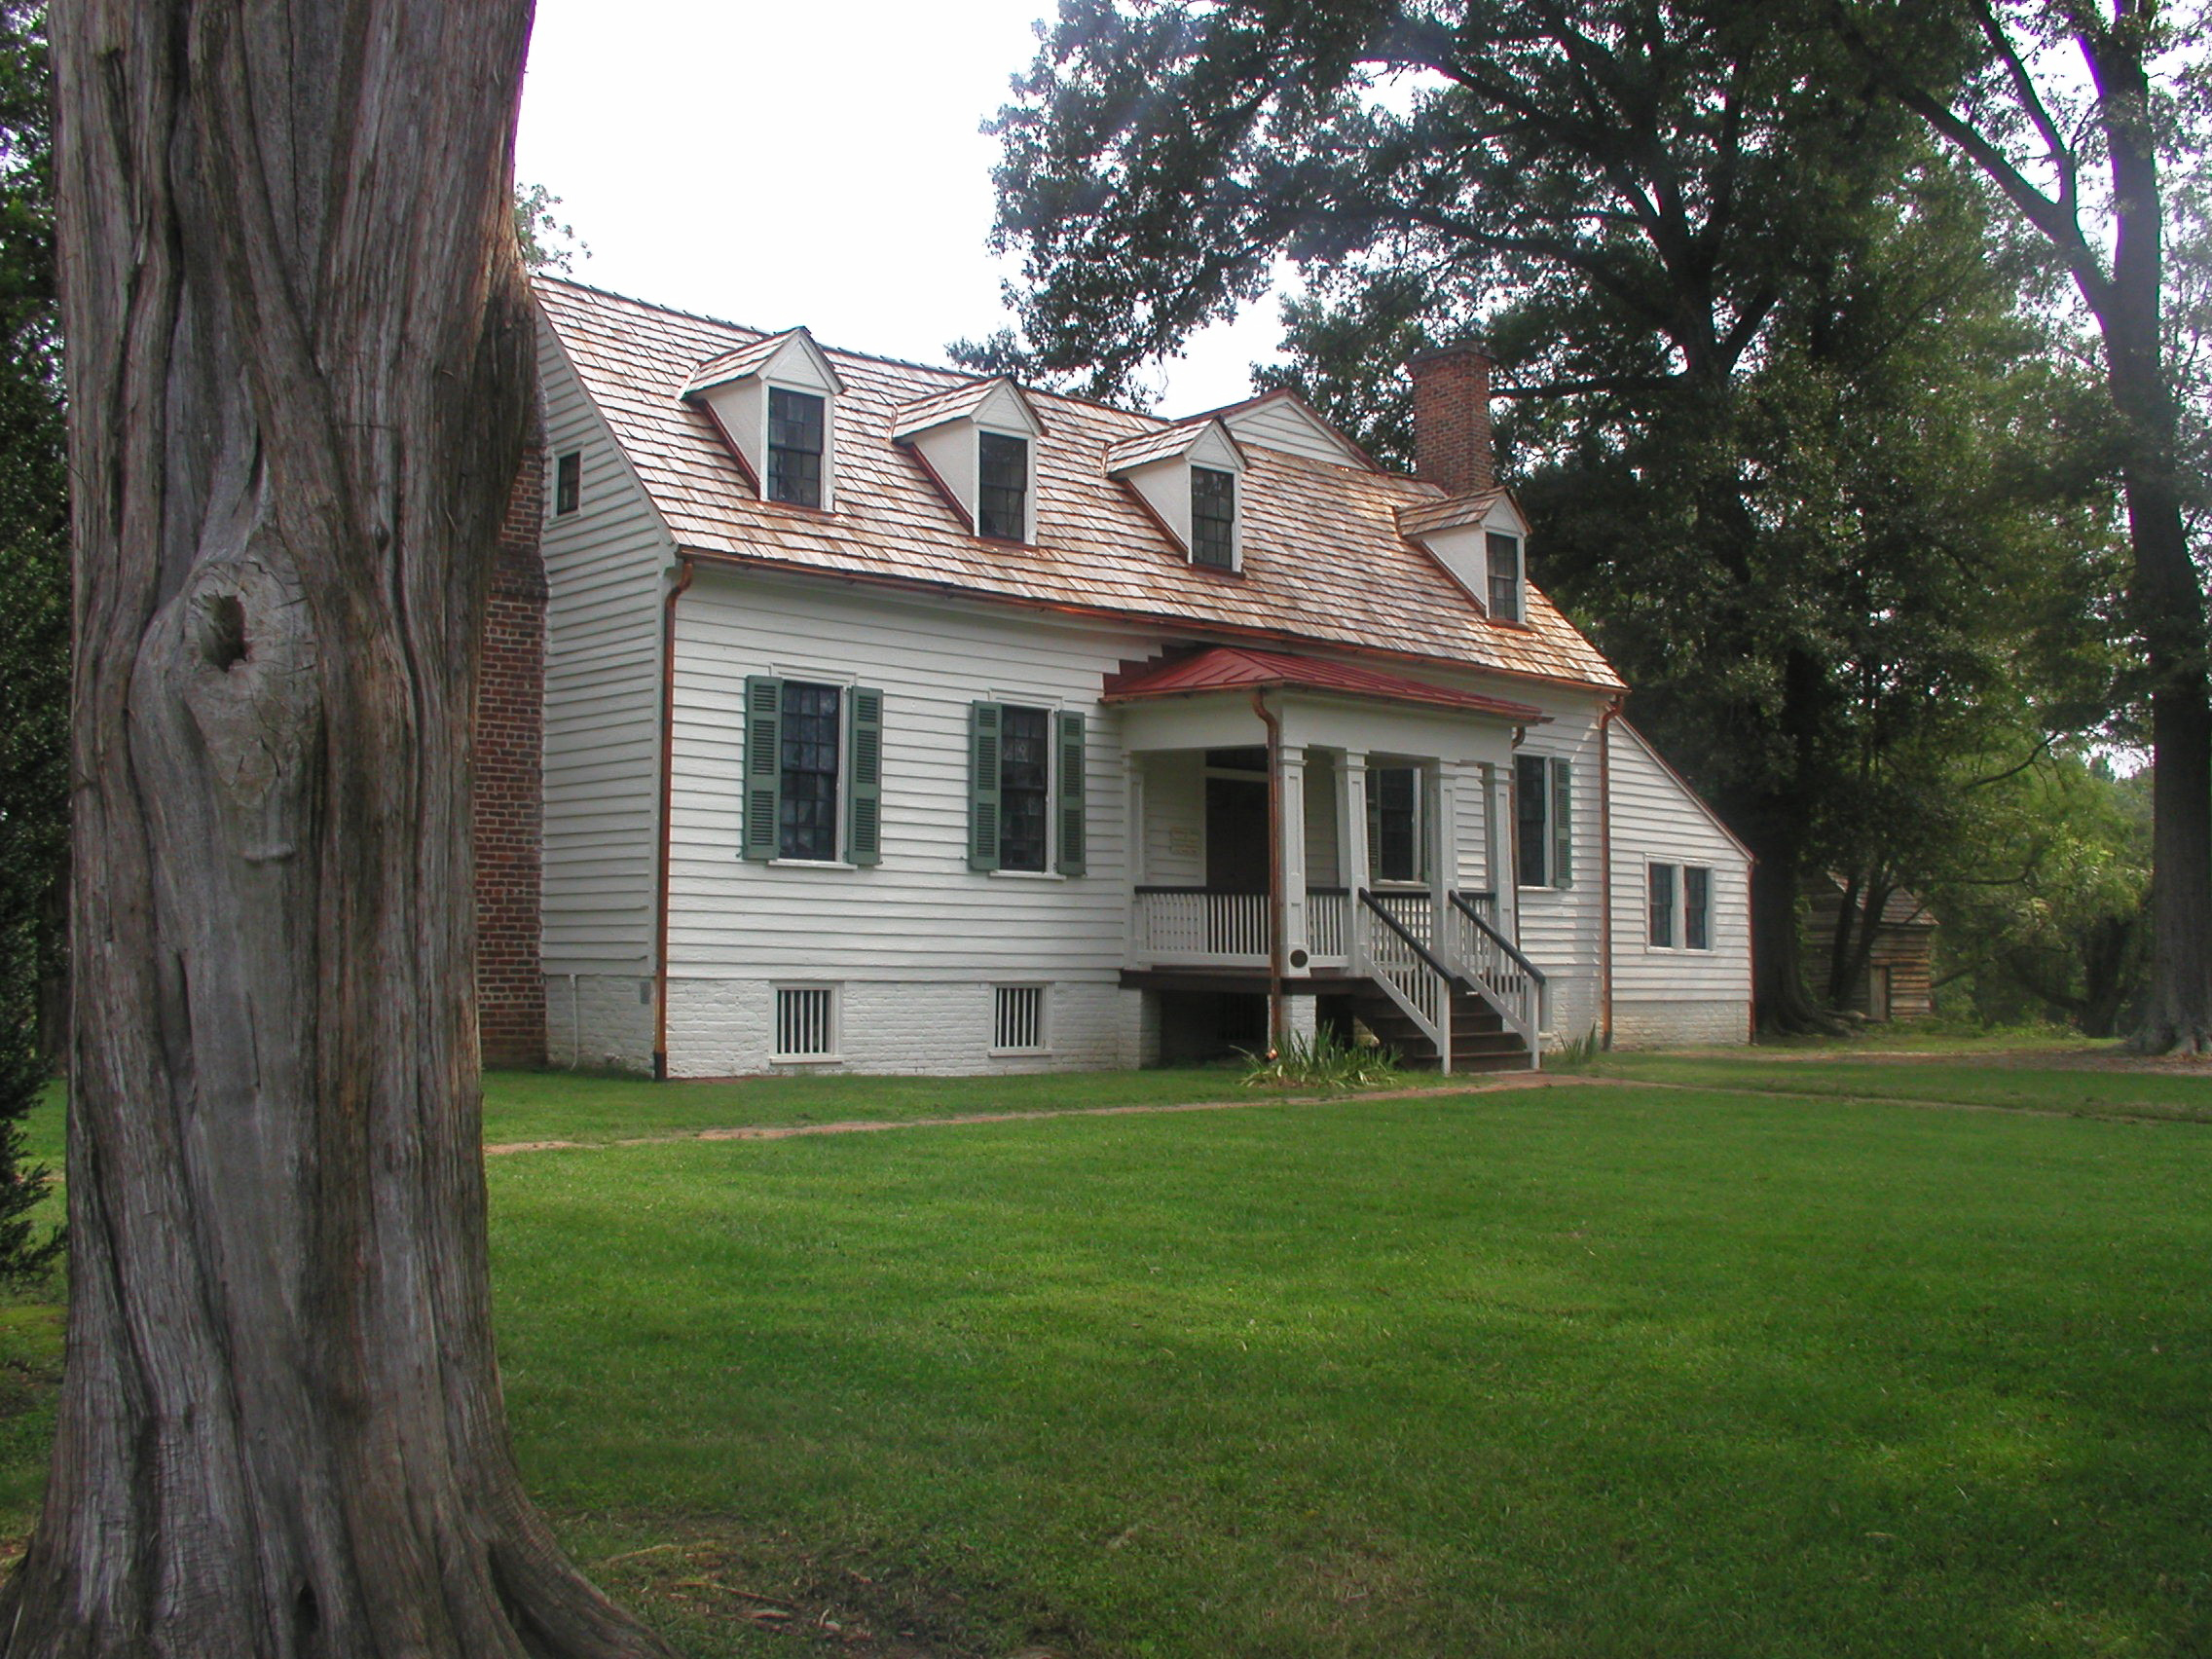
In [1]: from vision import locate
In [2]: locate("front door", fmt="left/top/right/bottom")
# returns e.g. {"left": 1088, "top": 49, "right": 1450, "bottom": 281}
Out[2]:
{"left": 1205, "top": 776, "right": 1269, "bottom": 893}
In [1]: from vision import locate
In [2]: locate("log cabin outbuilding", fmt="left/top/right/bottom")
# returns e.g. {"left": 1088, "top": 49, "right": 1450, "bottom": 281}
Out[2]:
{"left": 474, "top": 278, "right": 1753, "bottom": 1076}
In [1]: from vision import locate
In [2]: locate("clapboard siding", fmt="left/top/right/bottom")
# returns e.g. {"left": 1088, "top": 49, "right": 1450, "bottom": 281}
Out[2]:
{"left": 536, "top": 321, "right": 676, "bottom": 984}
{"left": 1608, "top": 720, "right": 1752, "bottom": 1030}
{"left": 665, "top": 569, "right": 1144, "bottom": 982}
{"left": 1511, "top": 698, "right": 1606, "bottom": 1037}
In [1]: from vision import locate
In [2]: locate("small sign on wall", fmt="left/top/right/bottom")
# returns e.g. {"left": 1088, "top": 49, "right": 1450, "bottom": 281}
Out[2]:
{"left": 1166, "top": 827, "right": 1200, "bottom": 860}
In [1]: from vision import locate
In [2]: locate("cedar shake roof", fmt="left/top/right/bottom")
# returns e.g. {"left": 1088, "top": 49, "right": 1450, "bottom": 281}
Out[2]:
{"left": 536, "top": 278, "right": 1625, "bottom": 693}
{"left": 1103, "top": 645, "right": 1546, "bottom": 720}
{"left": 1396, "top": 488, "right": 1510, "bottom": 540}
{"left": 1103, "top": 417, "right": 1243, "bottom": 474}
{"left": 889, "top": 375, "right": 1048, "bottom": 440}
{"left": 681, "top": 326, "right": 843, "bottom": 397}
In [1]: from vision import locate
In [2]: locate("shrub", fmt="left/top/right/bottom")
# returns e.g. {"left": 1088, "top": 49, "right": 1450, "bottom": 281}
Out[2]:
{"left": 1241, "top": 1029, "right": 1404, "bottom": 1091}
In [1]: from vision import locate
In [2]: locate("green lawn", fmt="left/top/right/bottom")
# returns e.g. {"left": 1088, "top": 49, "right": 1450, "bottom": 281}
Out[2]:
{"left": 475, "top": 1064, "right": 1278, "bottom": 1146}
{"left": 4, "top": 1058, "right": 2209, "bottom": 1656}
{"left": 1585, "top": 1049, "right": 2212, "bottom": 1123}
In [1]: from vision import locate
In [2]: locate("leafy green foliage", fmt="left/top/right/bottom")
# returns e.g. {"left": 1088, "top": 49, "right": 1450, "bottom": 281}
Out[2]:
{"left": 0, "top": 3, "right": 63, "bottom": 1281}
{"left": 513, "top": 181, "right": 587, "bottom": 276}
{"left": 1238, "top": 1026, "right": 1404, "bottom": 1089}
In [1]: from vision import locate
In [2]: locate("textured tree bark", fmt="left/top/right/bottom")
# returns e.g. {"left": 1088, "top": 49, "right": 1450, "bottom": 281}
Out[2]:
{"left": 14, "top": 2, "right": 675, "bottom": 1652}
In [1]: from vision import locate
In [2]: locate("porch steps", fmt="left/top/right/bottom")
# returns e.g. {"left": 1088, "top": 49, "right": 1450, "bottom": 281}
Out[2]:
{"left": 1332, "top": 983, "right": 1534, "bottom": 1075}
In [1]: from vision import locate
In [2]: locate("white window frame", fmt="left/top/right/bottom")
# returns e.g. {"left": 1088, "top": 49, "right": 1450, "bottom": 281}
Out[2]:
{"left": 763, "top": 383, "right": 834, "bottom": 512}
{"left": 771, "top": 982, "right": 842, "bottom": 1063}
{"left": 1366, "top": 759, "right": 1429, "bottom": 888}
{"left": 990, "top": 983, "right": 1051, "bottom": 1055}
{"left": 1644, "top": 862, "right": 1714, "bottom": 952}
{"left": 990, "top": 701, "right": 1057, "bottom": 875}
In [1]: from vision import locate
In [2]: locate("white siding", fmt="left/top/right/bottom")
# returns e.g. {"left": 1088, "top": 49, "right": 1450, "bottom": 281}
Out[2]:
{"left": 1221, "top": 398, "right": 1366, "bottom": 468}
{"left": 536, "top": 320, "right": 679, "bottom": 1068}
{"left": 662, "top": 569, "right": 1159, "bottom": 1073}
{"left": 1608, "top": 721, "right": 1752, "bottom": 1048}
{"left": 1507, "top": 698, "right": 1606, "bottom": 1041}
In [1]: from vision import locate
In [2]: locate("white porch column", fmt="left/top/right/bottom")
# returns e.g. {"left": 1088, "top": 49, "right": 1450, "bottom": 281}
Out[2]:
{"left": 1339, "top": 750, "right": 1371, "bottom": 895}
{"left": 1431, "top": 759, "right": 1462, "bottom": 949}
{"left": 1280, "top": 745, "right": 1311, "bottom": 977}
{"left": 1491, "top": 761, "right": 1520, "bottom": 945}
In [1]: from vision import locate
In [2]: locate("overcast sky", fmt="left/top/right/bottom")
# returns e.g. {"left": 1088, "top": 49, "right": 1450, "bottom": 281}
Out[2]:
{"left": 513, "top": 0, "right": 1287, "bottom": 415}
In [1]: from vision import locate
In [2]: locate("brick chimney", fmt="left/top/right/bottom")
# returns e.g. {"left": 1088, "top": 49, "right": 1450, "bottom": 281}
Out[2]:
{"left": 1407, "top": 341, "right": 1495, "bottom": 495}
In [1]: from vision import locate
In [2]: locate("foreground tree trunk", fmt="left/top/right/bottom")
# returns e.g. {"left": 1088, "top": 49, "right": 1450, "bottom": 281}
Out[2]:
{"left": 12, "top": 2, "right": 673, "bottom": 1652}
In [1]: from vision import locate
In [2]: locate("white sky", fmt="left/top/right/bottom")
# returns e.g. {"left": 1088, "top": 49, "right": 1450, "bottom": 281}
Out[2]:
{"left": 513, "top": 0, "right": 1288, "bottom": 415}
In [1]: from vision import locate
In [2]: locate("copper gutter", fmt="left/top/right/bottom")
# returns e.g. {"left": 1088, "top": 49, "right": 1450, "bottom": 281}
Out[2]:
{"left": 1598, "top": 692, "right": 1626, "bottom": 1050}
{"left": 652, "top": 558, "right": 696, "bottom": 1081}
{"left": 1252, "top": 688, "right": 1286, "bottom": 1052}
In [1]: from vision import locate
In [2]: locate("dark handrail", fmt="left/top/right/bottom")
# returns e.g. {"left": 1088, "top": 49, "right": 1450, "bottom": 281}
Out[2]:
{"left": 1356, "top": 889, "right": 1455, "bottom": 981}
{"left": 1449, "top": 891, "right": 1546, "bottom": 984}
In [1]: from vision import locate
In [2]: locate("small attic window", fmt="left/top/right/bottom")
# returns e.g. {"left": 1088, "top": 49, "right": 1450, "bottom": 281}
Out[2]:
{"left": 554, "top": 451, "right": 580, "bottom": 516}
{"left": 768, "top": 387, "right": 826, "bottom": 508}
{"left": 1487, "top": 532, "right": 1523, "bottom": 622}
{"left": 977, "top": 432, "right": 1030, "bottom": 541}
{"left": 1191, "top": 467, "right": 1235, "bottom": 569}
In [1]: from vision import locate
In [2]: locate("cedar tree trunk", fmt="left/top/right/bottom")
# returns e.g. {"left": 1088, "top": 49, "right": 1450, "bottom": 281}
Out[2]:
{"left": 11, "top": 2, "right": 674, "bottom": 1653}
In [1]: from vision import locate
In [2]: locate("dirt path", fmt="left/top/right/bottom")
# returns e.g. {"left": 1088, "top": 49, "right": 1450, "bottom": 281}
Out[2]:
{"left": 481, "top": 1060, "right": 2211, "bottom": 1158}
{"left": 482, "top": 1071, "right": 1581, "bottom": 1156}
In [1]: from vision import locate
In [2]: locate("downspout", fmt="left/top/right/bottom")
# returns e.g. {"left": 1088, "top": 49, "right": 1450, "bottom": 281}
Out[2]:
{"left": 652, "top": 558, "right": 695, "bottom": 1081}
{"left": 1252, "top": 688, "right": 1286, "bottom": 1053}
{"left": 1598, "top": 693, "right": 1626, "bottom": 1050}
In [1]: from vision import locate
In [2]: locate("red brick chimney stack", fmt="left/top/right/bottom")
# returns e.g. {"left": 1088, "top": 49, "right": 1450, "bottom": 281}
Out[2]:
{"left": 1407, "top": 341, "right": 1495, "bottom": 496}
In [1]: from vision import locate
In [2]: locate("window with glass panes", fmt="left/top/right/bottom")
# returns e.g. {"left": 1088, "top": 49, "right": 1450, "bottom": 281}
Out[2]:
{"left": 1648, "top": 863, "right": 1677, "bottom": 946}
{"left": 767, "top": 387, "right": 825, "bottom": 508}
{"left": 1368, "top": 765, "right": 1422, "bottom": 883}
{"left": 1684, "top": 866, "right": 1712, "bottom": 949}
{"left": 1191, "top": 466, "right": 1235, "bottom": 568}
{"left": 777, "top": 682, "right": 841, "bottom": 860}
{"left": 977, "top": 432, "right": 1029, "bottom": 540}
{"left": 1516, "top": 754, "right": 1550, "bottom": 887}
{"left": 1488, "top": 532, "right": 1522, "bottom": 622}
{"left": 998, "top": 706, "right": 1051, "bottom": 870}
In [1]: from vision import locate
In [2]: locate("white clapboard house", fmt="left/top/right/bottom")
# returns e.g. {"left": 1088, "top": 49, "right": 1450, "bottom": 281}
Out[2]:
{"left": 526, "top": 278, "right": 1751, "bottom": 1077}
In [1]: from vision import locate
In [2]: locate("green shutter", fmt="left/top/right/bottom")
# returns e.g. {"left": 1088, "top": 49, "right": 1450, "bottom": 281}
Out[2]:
{"left": 845, "top": 686, "right": 884, "bottom": 866}
{"left": 968, "top": 702, "right": 1003, "bottom": 871}
{"left": 1055, "top": 709, "right": 1088, "bottom": 876}
{"left": 1550, "top": 756, "right": 1574, "bottom": 889}
{"left": 741, "top": 676, "right": 784, "bottom": 861}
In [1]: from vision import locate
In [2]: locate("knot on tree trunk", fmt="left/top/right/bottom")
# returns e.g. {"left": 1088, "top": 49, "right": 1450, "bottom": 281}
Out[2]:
{"left": 138, "top": 537, "right": 321, "bottom": 863}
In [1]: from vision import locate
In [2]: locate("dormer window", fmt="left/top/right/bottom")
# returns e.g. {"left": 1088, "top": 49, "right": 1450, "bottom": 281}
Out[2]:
{"left": 977, "top": 432, "right": 1030, "bottom": 541}
{"left": 681, "top": 327, "right": 845, "bottom": 512}
{"left": 767, "top": 387, "right": 826, "bottom": 508}
{"left": 1105, "top": 417, "right": 1245, "bottom": 572}
{"left": 892, "top": 377, "right": 1050, "bottom": 542}
{"left": 1191, "top": 467, "right": 1235, "bottom": 569}
{"left": 1487, "top": 532, "right": 1522, "bottom": 622}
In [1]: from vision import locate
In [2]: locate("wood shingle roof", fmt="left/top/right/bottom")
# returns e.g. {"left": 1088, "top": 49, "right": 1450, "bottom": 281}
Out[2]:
{"left": 536, "top": 278, "right": 1625, "bottom": 694}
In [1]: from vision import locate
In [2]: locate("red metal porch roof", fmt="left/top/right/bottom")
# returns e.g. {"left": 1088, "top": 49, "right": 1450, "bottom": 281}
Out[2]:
{"left": 1102, "top": 645, "right": 1546, "bottom": 721}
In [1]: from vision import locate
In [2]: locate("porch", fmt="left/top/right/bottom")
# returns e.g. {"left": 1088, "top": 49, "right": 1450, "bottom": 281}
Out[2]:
{"left": 1107, "top": 653, "right": 1550, "bottom": 1070}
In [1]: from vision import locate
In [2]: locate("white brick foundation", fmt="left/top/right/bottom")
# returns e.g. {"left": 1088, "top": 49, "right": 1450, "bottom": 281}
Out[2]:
{"left": 1610, "top": 998, "right": 1751, "bottom": 1050}
{"left": 664, "top": 977, "right": 1145, "bottom": 1077}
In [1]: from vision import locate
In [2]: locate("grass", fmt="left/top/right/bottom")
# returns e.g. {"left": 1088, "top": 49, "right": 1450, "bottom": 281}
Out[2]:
{"left": 476, "top": 1065, "right": 1316, "bottom": 1147}
{"left": 1587, "top": 1049, "right": 2212, "bottom": 1123}
{"left": 3, "top": 1051, "right": 2208, "bottom": 1655}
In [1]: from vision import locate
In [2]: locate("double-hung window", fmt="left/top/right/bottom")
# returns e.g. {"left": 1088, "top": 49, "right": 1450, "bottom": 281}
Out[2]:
{"left": 1367, "top": 764, "right": 1424, "bottom": 884}
{"left": 740, "top": 677, "right": 884, "bottom": 865}
{"left": 1515, "top": 754, "right": 1573, "bottom": 889}
{"left": 968, "top": 702, "right": 1088, "bottom": 875}
{"left": 977, "top": 432, "right": 1030, "bottom": 541}
{"left": 1646, "top": 862, "right": 1714, "bottom": 949}
{"left": 1488, "top": 532, "right": 1522, "bottom": 622}
{"left": 767, "top": 387, "right": 826, "bottom": 508}
{"left": 1191, "top": 466, "right": 1236, "bottom": 569}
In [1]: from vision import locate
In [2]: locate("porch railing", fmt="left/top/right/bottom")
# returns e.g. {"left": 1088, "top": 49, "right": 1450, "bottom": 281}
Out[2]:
{"left": 1132, "top": 886, "right": 1355, "bottom": 967}
{"left": 1356, "top": 890, "right": 1455, "bottom": 1071}
{"left": 1446, "top": 891, "right": 1545, "bottom": 1065}
{"left": 1132, "top": 886, "right": 1270, "bottom": 964}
